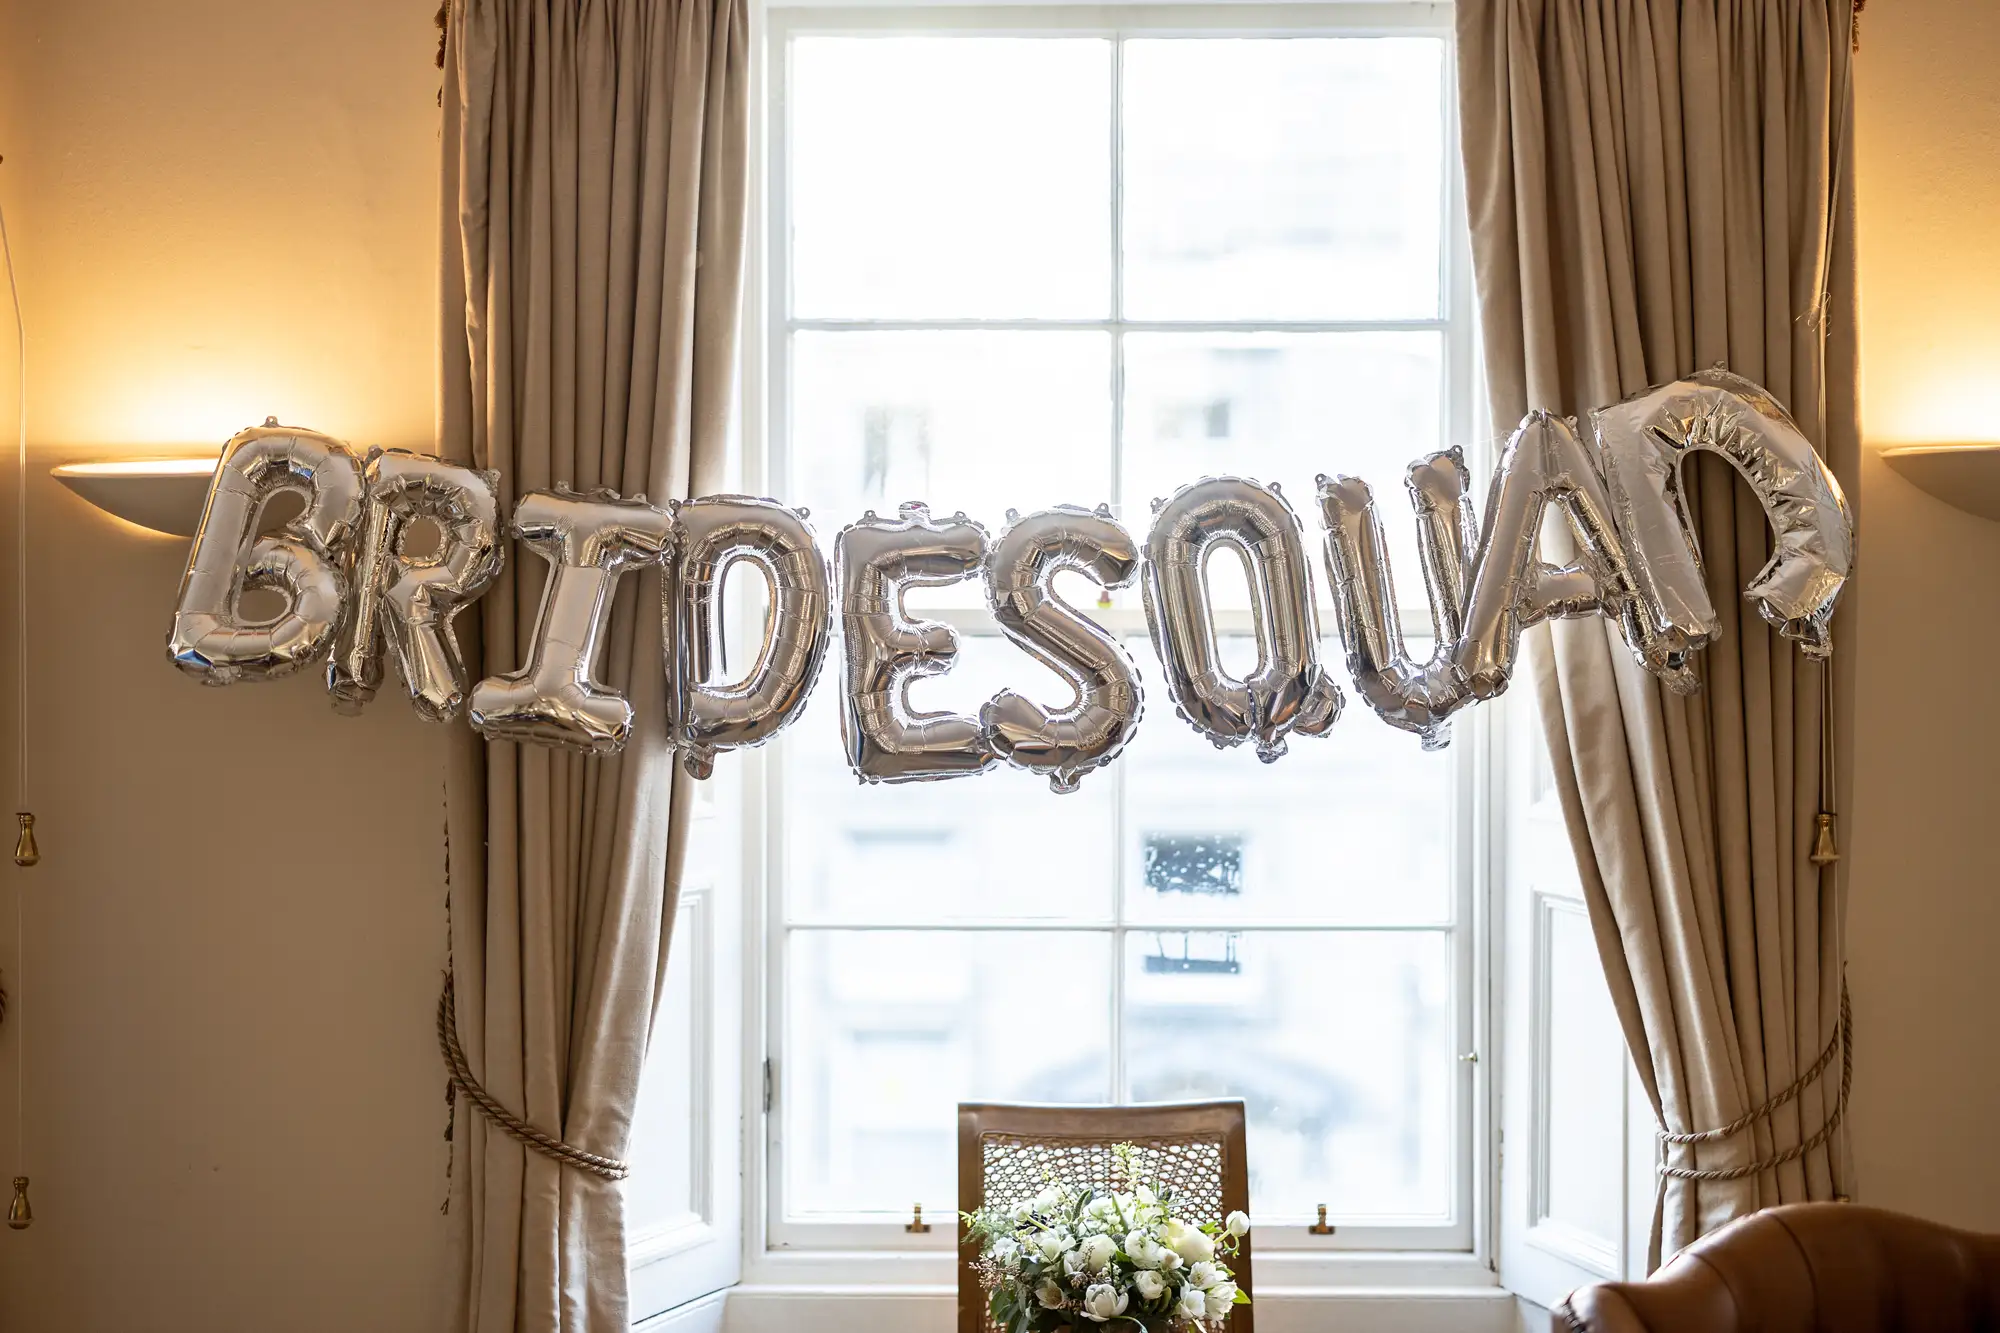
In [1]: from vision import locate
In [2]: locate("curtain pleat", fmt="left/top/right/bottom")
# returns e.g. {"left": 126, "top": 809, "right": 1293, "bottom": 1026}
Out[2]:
{"left": 1457, "top": 0, "right": 1858, "bottom": 1266}
{"left": 438, "top": 0, "right": 748, "bottom": 1327}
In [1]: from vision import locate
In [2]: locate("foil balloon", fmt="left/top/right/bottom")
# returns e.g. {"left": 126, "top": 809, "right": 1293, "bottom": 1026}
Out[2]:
{"left": 671, "top": 496, "right": 832, "bottom": 780}
{"left": 1453, "top": 412, "right": 1646, "bottom": 699}
{"left": 1141, "top": 476, "right": 1342, "bottom": 762}
{"left": 980, "top": 504, "right": 1143, "bottom": 794}
{"left": 168, "top": 419, "right": 365, "bottom": 684}
{"left": 1591, "top": 367, "right": 1854, "bottom": 670}
{"left": 467, "top": 488, "right": 674, "bottom": 753}
{"left": 836, "top": 503, "right": 996, "bottom": 785}
{"left": 327, "top": 451, "right": 505, "bottom": 721}
{"left": 1317, "top": 449, "right": 1478, "bottom": 749}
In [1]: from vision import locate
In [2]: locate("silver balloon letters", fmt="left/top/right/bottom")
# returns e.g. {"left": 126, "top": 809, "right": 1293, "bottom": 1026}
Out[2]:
{"left": 1592, "top": 368, "right": 1854, "bottom": 670}
{"left": 167, "top": 370, "right": 1856, "bottom": 773}
{"left": 1318, "top": 376, "right": 1853, "bottom": 741}
{"left": 1453, "top": 411, "right": 1643, "bottom": 699}
{"left": 168, "top": 420, "right": 364, "bottom": 684}
{"left": 836, "top": 503, "right": 995, "bottom": 785}
{"left": 981, "top": 505, "right": 1144, "bottom": 794}
{"left": 670, "top": 497, "right": 832, "bottom": 780}
{"left": 327, "top": 451, "right": 505, "bottom": 721}
{"left": 467, "top": 488, "right": 674, "bottom": 753}
{"left": 1142, "top": 477, "right": 1342, "bottom": 762}
{"left": 1317, "top": 450, "right": 1477, "bottom": 750}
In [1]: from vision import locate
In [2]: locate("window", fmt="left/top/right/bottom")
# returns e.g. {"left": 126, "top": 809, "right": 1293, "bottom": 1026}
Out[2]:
{"left": 755, "top": 3, "right": 1476, "bottom": 1259}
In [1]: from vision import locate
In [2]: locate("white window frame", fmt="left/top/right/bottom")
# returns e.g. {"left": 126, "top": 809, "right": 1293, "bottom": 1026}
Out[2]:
{"left": 734, "top": 0, "right": 1498, "bottom": 1293}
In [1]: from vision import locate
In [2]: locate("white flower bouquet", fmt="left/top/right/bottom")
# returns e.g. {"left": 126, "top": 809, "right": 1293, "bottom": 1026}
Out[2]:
{"left": 961, "top": 1147, "right": 1250, "bottom": 1333}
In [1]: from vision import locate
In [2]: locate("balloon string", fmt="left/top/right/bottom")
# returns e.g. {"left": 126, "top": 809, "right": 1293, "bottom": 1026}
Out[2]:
{"left": 0, "top": 181, "right": 24, "bottom": 1177}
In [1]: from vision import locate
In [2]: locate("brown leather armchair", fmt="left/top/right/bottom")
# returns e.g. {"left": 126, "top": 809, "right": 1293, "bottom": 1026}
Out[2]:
{"left": 1555, "top": 1204, "right": 2000, "bottom": 1332}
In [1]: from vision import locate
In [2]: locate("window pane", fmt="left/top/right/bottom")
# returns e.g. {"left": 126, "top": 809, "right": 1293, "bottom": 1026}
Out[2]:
{"left": 1122, "top": 38, "right": 1445, "bottom": 321}
{"left": 782, "top": 632, "right": 1116, "bottom": 923}
{"left": 785, "top": 929, "right": 1112, "bottom": 1218}
{"left": 1121, "top": 637, "right": 1454, "bottom": 926}
{"left": 790, "top": 38, "right": 1111, "bottom": 318}
{"left": 790, "top": 331, "right": 1115, "bottom": 588}
{"left": 624, "top": 895, "right": 700, "bottom": 1240}
{"left": 1121, "top": 930, "right": 1453, "bottom": 1221}
{"left": 1122, "top": 332, "right": 1443, "bottom": 608}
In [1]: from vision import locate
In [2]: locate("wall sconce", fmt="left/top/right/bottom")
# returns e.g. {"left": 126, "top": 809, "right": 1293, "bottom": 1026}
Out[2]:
{"left": 50, "top": 456, "right": 219, "bottom": 537}
{"left": 1880, "top": 443, "right": 2000, "bottom": 522}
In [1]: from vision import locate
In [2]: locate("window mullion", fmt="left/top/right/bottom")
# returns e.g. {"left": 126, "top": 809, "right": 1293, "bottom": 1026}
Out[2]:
{"left": 1109, "top": 31, "right": 1125, "bottom": 329}
{"left": 1106, "top": 31, "right": 1128, "bottom": 1109}
{"left": 1109, "top": 735, "right": 1127, "bottom": 1105}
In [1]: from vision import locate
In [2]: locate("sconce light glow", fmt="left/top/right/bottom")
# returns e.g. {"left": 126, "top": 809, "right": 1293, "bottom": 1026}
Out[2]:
{"left": 1880, "top": 443, "right": 2000, "bottom": 523}
{"left": 51, "top": 456, "right": 220, "bottom": 537}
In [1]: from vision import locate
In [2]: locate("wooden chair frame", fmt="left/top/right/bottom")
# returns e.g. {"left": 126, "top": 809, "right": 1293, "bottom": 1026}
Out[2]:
{"left": 956, "top": 1100, "right": 1254, "bottom": 1333}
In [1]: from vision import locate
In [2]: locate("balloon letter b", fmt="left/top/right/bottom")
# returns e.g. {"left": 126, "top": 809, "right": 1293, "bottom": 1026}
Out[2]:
{"left": 168, "top": 421, "right": 364, "bottom": 684}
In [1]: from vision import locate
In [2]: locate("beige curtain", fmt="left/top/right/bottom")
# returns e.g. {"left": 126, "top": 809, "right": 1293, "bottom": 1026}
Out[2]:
{"left": 1456, "top": 0, "right": 1859, "bottom": 1266}
{"left": 437, "top": 0, "right": 747, "bottom": 1329}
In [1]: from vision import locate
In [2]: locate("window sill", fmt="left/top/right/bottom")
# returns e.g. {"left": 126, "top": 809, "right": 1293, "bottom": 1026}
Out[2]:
{"left": 632, "top": 1248, "right": 1510, "bottom": 1333}
{"left": 715, "top": 1283, "right": 1514, "bottom": 1333}
{"left": 744, "top": 1246, "right": 1499, "bottom": 1290}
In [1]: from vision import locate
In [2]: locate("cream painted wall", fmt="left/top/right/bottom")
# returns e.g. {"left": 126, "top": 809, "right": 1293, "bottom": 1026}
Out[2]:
{"left": 0, "top": 2, "right": 453, "bottom": 1329}
{"left": 0, "top": 0, "right": 1991, "bottom": 1327}
{"left": 1848, "top": 1, "right": 2000, "bottom": 1231}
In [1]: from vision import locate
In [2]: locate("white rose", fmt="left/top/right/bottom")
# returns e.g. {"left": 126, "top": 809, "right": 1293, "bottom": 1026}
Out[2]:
{"left": 1159, "top": 1248, "right": 1184, "bottom": 1272}
{"left": 1080, "top": 1283, "right": 1129, "bottom": 1323}
{"left": 1033, "top": 1186, "right": 1065, "bottom": 1213}
{"left": 1081, "top": 1233, "right": 1119, "bottom": 1272}
{"left": 1164, "top": 1219, "right": 1215, "bottom": 1264}
{"left": 1205, "top": 1281, "right": 1238, "bottom": 1318}
{"left": 1177, "top": 1287, "right": 1207, "bottom": 1320}
{"left": 1037, "top": 1229, "right": 1071, "bottom": 1262}
{"left": 1133, "top": 1269, "right": 1166, "bottom": 1301}
{"left": 1225, "top": 1210, "right": 1250, "bottom": 1239}
{"left": 1187, "top": 1261, "right": 1220, "bottom": 1290}
{"left": 1035, "top": 1279, "right": 1067, "bottom": 1310}
{"left": 1124, "top": 1230, "right": 1167, "bottom": 1269}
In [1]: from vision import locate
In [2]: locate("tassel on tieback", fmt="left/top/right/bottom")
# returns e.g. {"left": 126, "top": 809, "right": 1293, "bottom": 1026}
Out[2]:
{"left": 1811, "top": 811, "right": 1839, "bottom": 867}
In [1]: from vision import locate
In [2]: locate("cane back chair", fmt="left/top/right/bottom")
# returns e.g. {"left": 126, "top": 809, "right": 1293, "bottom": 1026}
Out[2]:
{"left": 956, "top": 1100, "right": 1254, "bottom": 1333}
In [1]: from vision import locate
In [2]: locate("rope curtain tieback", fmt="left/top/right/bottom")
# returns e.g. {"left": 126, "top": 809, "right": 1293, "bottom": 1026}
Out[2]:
{"left": 1655, "top": 984, "right": 1852, "bottom": 1183}
{"left": 436, "top": 972, "right": 630, "bottom": 1181}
